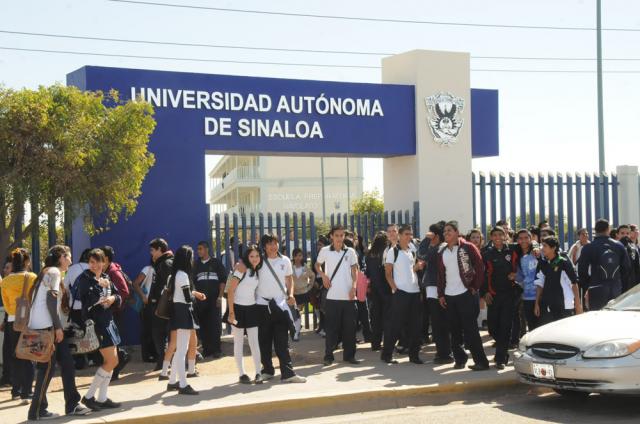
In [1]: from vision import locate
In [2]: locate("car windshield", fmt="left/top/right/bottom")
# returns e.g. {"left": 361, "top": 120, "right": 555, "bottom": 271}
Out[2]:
{"left": 606, "top": 284, "right": 640, "bottom": 311}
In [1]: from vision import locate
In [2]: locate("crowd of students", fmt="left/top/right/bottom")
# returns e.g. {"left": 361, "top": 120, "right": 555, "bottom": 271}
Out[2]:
{"left": 0, "top": 218, "right": 638, "bottom": 420}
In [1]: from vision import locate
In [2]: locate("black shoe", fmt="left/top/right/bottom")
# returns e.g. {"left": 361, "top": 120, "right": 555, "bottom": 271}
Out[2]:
{"left": 158, "top": 375, "right": 169, "bottom": 381}
{"left": 495, "top": 363, "right": 506, "bottom": 370}
{"left": 410, "top": 357, "right": 425, "bottom": 365}
{"left": 381, "top": 356, "right": 398, "bottom": 364}
{"left": 453, "top": 362, "right": 466, "bottom": 369}
{"left": 29, "top": 410, "right": 59, "bottom": 421}
{"left": 196, "top": 352, "right": 204, "bottom": 361}
{"left": 153, "top": 363, "right": 163, "bottom": 372}
{"left": 371, "top": 345, "right": 382, "bottom": 352}
{"left": 187, "top": 371, "right": 200, "bottom": 378}
{"left": 178, "top": 385, "right": 199, "bottom": 395}
{"left": 167, "top": 382, "right": 179, "bottom": 391}
{"left": 97, "top": 398, "right": 121, "bottom": 409}
{"left": 344, "top": 358, "right": 362, "bottom": 365}
{"left": 239, "top": 374, "right": 252, "bottom": 384}
{"left": 323, "top": 357, "right": 334, "bottom": 366}
{"left": 81, "top": 396, "right": 103, "bottom": 411}
{"left": 211, "top": 352, "right": 223, "bottom": 359}
{"left": 111, "top": 371, "right": 120, "bottom": 381}
{"left": 395, "top": 346, "right": 409, "bottom": 355}
{"left": 433, "top": 356, "right": 455, "bottom": 365}
{"left": 468, "top": 363, "right": 490, "bottom": 371}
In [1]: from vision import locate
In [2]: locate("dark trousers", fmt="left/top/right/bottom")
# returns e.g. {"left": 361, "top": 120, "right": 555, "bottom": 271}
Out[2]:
{"left": 2, "top": 314, "right": 12, "bottom": 384}
{"left": 29, "top": 336, "right": 81, "bottom": 418}
{"left": 588, "top": 282, "right": 622, "bottom": 311}
{"left": 382, "top": 290, "right": 423, "bottom": 360}
{"left": 427, "top": 297, "right": 452, "bottom": 359}
{"left": 68, "top": 310, "right": 88, "bottom": 369}
{"left": 510, "top": 297, "right": 524, "bottom": 344}
{"left": 324, "top": 299, "right": 357, "bottom": 361}
{"left": 446, "top": 290, "right": 489, "bottom": 366}
{"left": 540, "top": 302, "right": 570, "bottom": 325}
{"left": 355, "top": 300, "right": 372, "bottom": 342}
{"left": 368, "top": 289, "right": 391, "bottom": 349}
{"left": 196, "top": 299, "right": 222, "bottom": 356}
{"left": 258, "top": 305, "right": 295, "bottom": 379}
{"left": 6, "top": 322, "right": 34, "bottom": 399}
{"left": 422, "top": 296, "right": 431, "bottom": 341}
{"left": 148, "top": 303, "right": 169, "bottom": 368}
{"left": 140, "top": 304, "right": 157, "bottom": 361}
{"left": 522, "top": 300, "right": 539, "bottom": 332}
{"left": 487, "top": 292, "right": 516, "bottom": 364}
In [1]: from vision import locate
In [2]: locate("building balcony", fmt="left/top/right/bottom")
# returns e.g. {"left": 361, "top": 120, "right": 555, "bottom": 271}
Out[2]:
{"left": 210, "top": 166, "right": 261, "bottom": 201}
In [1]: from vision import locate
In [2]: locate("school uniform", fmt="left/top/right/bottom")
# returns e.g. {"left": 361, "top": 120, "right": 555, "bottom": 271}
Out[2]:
{"left": 77, "top": 270, "right": 122, "bottom": 349}
{"left": 316, "top": 245, "right": 359, "bottom": 362}
{"left": 256, "top": 255, "right": 296, "bottom": 379}
{"left": 516, "top": 251, "right": 540, "bottom": 332}
{"left": 193, "top": 257, "right": 227, "bottom": 356}
{"left": 381, "top": 246, "right": 423, "bottom": 362}
{"left": 535, "top": 256, "right": 578, "bottom": 323}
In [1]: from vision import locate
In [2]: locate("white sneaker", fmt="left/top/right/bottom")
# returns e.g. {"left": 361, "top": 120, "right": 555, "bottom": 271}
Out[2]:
{"left": 282, "top": 375, "right": 307, "bottom": 384}
{"left": 260, "top": 372, "right": 274, "bottom": 381}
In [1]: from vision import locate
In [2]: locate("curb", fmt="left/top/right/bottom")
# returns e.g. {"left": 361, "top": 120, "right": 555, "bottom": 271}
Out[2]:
{"left": 103, "top": 376, "right": 522, "bottom": 424}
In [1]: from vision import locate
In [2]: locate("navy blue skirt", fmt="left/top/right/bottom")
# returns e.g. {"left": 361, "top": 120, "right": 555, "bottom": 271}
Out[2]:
{"left": 170, "top": 303, "right": 196, "bottom": 330}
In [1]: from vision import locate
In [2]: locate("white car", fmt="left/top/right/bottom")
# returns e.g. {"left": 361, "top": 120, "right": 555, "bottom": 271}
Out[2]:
{"left": 514, "top": 284, "right": 640, "bottom": 396}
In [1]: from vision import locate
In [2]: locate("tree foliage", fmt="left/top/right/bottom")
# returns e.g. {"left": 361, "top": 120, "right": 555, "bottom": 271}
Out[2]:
{"left": 0, "top": 85, "right": 156, "bottom": 257}
{"left": 351, "top": 189, "right": 384, "bottom": 215}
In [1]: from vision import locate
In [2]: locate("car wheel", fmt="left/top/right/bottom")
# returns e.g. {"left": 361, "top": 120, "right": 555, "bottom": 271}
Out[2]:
{"left": 553, "top": 389, "right": 591, "bottom": 398}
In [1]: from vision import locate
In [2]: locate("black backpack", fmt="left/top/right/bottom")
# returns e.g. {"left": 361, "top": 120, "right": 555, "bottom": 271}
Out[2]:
{"left": 597, "top": 245, "right": 621, "bottom": 282}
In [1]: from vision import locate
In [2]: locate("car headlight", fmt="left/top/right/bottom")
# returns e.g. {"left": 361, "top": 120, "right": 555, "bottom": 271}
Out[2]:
{"left": 518, "top": 335, "right": 529, "bottom": 352}
{"left": 582, "top": 339, "right": 640, "bottom": 359}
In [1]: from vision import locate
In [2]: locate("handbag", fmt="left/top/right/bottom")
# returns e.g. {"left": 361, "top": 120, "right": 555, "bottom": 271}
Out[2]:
{"left": 65, "top": 276, "right": 101, "bottom": 355}
{"left": 16, "top": 328, "right": 55, "bottom": 363}
{"left": 155, "top": 279, "right": 173, "bottom": 320}
{"left": 15, "top": 278, "right": 55, "bottom": 363}
{"left": 13, "top": 273, "right": 32, "bottom": 332}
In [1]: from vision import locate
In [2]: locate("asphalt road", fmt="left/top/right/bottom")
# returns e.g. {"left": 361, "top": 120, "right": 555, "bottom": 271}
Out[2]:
{"left": 280, "top": 386, "right": 640, "bottom": 424}
{"left": 213, "top": 385, "right": 640, "bottom": 424}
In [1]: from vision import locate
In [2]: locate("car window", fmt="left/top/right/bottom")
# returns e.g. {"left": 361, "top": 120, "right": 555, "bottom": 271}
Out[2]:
{"left": 608, "top": 284, "right": 640, "bottom": 310}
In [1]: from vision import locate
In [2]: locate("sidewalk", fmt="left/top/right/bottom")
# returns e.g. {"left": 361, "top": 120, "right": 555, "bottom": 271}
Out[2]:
{"left": 0, "top": 330, "right": 519, "bottom": 423}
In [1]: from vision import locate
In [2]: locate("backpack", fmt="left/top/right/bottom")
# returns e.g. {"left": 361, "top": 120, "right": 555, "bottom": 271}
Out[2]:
{"left": 393, "top": 246, "right": 416, "bottom": 263}
{"left": 598, "top": 246, "right": 621, "bottom": 282}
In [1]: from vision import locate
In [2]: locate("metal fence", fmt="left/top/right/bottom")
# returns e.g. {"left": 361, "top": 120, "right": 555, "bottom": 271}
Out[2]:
{"left": 472, "top": 172, "right": 619, "bottom": 248}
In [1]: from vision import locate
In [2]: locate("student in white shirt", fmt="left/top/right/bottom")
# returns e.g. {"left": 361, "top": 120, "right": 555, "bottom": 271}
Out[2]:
{"left": 315, "top": 225, "right": 360, "bottom": 366}
{"left": 252, "top": 234, "right": 306, "bottom": 383}
{"left": 380, "top": 225, "right": 426, "bottom": 365}
{"left": 165, "top": 246, "right": 206, "bottom": 396}
{"left": 226, "top": 246, "right": 263, "bottom": 384}
{"left": 29, "top": 245, "right": 91, "bottom": 420}
{"left": 132, "top": 261, "right": 156, "bottom": 363}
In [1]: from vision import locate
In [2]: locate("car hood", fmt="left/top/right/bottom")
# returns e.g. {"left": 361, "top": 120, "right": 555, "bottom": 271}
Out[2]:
{"left": 524, "top": 310, "right": 640, "bottom": 349}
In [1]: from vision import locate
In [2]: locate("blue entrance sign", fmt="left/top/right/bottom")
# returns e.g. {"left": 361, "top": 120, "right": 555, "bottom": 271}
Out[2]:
{"left": 66, "top": 66, "right": 499, "bottom": 276}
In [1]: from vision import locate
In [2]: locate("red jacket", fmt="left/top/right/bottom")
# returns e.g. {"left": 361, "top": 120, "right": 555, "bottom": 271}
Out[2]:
{"left": 107, "top": 262, "right": 130, "bottom": 308}
{"left": 437, "top": 237, "right": 485, "bottom": 298}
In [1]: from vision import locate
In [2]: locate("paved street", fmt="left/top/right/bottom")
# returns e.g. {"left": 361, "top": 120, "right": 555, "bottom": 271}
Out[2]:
{"left": 260, "top": 386, "right": 640, "bottom": 424}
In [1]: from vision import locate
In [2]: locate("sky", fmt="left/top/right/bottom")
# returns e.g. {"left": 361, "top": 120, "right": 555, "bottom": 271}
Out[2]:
{"left": 2, "top": 0, "right": 639, "bottom": 195}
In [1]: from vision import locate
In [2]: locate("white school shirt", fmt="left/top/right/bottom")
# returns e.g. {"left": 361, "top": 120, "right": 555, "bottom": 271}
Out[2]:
{"left": 64, "top": 262, "right": 89, "bottom": 310}
{"left": 442, "top": 245, "right": 468, "bottom": 296}
{"left": 29, "top": 268, "right": 63, "bottom": 330}
{"left": 385, "top": 247, "right": 420, "bottom": 294}
{"left": 256, "top": 256, "right": 293, "bottom": 306}
{"left": 172, "top": 271, "right": 191, "bottom": 304}
{"left": 316, "top": 246, "right": 359, "bottom": 301}
{"left": 231, "top": 270, "right": 259, "bottom": 306}
{"left": 139, "top": 265, "right": 155, "bottom": 294}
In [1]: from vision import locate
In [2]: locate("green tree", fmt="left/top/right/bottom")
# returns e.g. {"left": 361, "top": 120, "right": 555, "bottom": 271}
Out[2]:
{"left": 0, "top": 85, "right": 156, "bottom": 258}
{"left": 351, "top": 189, "right": 384, "bottom": 215}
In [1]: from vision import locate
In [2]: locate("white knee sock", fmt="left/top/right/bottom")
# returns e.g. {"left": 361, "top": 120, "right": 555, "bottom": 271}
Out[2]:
{"left": 161, "top": 360, "right": 170, "bottom": 376}
{"left": 232, "top": 326, "right": 246, "bottom": 376}
{"left": 169, "top": 329, "right": 190, "bottom": 388}
{"left": 97, "top": 370, "right": 113, "bottom": 402}
{"left": 294, "top": 318, "right": 301, "bottom": 336}
{"left": 86, "top": 367, "right": 110, "bottom": 400}
{"left": 246, "top": 327, "right": 261, "bottom": 376}
{"left": 188, "top": 359, "right": 196, "bottom": 374}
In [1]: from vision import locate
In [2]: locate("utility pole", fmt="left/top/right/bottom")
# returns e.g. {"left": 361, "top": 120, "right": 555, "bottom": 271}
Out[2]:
{"left": 346, "top": 157, "right": 351, "bottom": 215}
{"left": 596, "top": 0, "right": 606, "bottom": 218}
{"left": 320, "top": 157, "right": 326, "bottom": 222}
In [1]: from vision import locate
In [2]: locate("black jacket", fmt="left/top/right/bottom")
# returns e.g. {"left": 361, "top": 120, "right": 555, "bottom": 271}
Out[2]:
{"left": 417, "top": 238, "right": 439, "bottom": 288}
{"left": 482, "top": 244, "right": 517, "bottom": 296}
{"left": 577, "top": 236, "right": 630, "bottom": 290}
{"left": 620, "top": 238, "right": 640, "bottom": 291}
{"left": 150, "top": 252, "right": 174, "bottom": 303}
{"left": 77, "top": 270, "right": 122, "bottom": 329}
{"left": 193, "top": 257, "right": 227, "bottom": 302}
{"left": 365, "top": 255, "right": 390, "bottom": 296}
{"left": 536, "top": 255, "right": 578, "bottom": 310}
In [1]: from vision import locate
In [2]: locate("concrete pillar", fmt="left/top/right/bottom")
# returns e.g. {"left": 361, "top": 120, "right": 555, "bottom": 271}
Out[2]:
{"left": 382, "top": 50, "right": 473, "bottom": 234}
{"left": 617, "top": 165, "right": 640, "bottom": 225}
